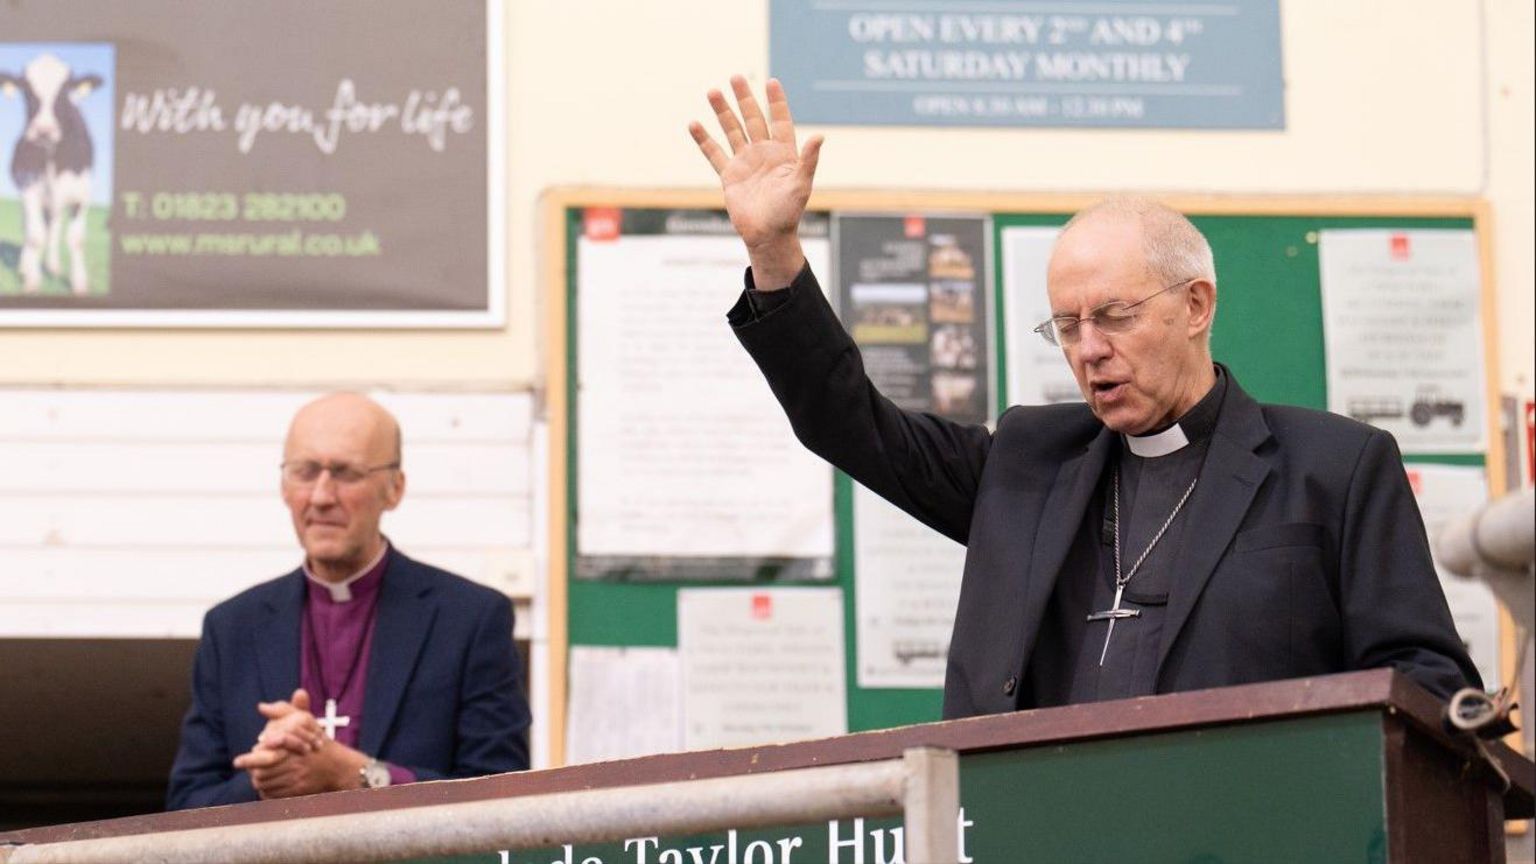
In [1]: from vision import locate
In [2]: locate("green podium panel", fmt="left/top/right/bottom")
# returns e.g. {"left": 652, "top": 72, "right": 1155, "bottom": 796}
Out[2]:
{"left": 2, "top": 672, "right": 1522, "bottom": 864}
{"left": 419, "top": 713, "right": 1386, "bottom": 864}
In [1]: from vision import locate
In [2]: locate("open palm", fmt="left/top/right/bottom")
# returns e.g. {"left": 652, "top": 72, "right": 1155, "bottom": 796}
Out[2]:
{"left": 691, "top": 77, "right": 823, "bottom": 259}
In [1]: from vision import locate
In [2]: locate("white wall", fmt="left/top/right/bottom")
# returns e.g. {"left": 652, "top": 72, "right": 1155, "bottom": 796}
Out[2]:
{"left": 0, "top": 389, "right": 536, "bottom": 638}
{"left": 1485, "top": 0, "right": 1535, "bottom": 400}
{"left": 503, "top": 0, "right": 1530, "bottom": 394}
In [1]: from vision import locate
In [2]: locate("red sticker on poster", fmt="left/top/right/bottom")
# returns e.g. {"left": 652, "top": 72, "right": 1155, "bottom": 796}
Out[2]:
{"left": 1389, "top": 233, "right": 1411, "bottom": 260}
{"left": 903, "top": 215, "right": 926, "bottom": 238}
{"left": 1405, "top": 468, "right": 1423, "bottom": 496}
{"left": 584, "top": 207, "right": 622, "bottom": 242}
{"left": 750, "top": 594, "right": 773, "bottom": 620}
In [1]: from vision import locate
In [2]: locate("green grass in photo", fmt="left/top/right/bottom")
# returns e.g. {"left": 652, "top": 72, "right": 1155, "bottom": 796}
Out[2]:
{"left": 0, "top": 197, "right": 111, "bottom": 297}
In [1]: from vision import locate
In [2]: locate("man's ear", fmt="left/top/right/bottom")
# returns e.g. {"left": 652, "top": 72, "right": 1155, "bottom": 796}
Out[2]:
{"left": 383, "top": 469, "right": 406, "bottom": 511}
{"left": 1186, "top": 278, "right": 1217, "bottom": 339}
{"left": 68, "top": 74, "right": 102, "bottom": 102}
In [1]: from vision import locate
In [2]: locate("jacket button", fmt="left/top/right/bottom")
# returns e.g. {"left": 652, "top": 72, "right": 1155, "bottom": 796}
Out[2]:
{"left": 1002, "top": 676, "right": 1017, "bottom": 696}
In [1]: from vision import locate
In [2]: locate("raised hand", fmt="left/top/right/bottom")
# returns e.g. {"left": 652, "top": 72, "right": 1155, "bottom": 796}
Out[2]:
{"left": 690, "top": 76, "right": 823, "bottom": 291}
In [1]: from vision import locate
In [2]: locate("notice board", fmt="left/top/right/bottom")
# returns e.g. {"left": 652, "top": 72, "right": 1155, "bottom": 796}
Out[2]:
{"left": 541, "top": 189, "right": 1508, "bottom": 766}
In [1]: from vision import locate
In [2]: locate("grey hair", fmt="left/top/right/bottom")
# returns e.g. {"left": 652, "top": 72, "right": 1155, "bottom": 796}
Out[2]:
{"left": 1061, "top": 196, "right": 1216, "bottom": 287}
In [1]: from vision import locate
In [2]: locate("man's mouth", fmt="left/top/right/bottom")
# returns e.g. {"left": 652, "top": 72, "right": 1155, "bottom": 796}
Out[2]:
{"left": 1090, "top": 380, "right": 1127, "bottom": 401}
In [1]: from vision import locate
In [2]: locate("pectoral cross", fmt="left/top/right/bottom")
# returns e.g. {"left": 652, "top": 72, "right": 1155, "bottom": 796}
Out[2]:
{"left": 319, "top": 698, "right": 351, "bottom": 740}
{"left": 1086, "top": 582, "right": 1141, "bottom": 666}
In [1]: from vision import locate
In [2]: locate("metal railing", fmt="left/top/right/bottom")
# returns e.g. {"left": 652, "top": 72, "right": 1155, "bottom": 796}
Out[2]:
{"left": 0, "top": 747, "right": 959, "bottom": 864}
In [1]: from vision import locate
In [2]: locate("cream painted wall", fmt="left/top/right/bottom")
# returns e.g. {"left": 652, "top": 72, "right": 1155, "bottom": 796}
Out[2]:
{"left": 1485, "top": 0, "right": 1535, "bottom": 400}
{"left": 0, "top": 0, "right": 1527, "bottom": 400}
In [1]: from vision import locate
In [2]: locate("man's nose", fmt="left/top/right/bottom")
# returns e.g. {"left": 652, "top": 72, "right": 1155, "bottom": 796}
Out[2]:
{"left": 308, "top": 471, "right": 339, "bottom": 503}
{"left": 1073, "top": 321, "right": 1113, "bottom": 363}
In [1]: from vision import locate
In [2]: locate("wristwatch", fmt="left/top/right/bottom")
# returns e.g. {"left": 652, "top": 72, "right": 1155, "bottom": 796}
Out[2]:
{"left": 359, "top": 758, "right": 392, "bottom": 789}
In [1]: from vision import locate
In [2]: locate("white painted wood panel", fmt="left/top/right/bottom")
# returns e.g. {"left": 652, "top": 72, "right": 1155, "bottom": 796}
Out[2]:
{"left": 0, "top": 442, "right": 530, "bottom": 495}
{"left": 0, "top": 389, "right": 537, "bottom": 639}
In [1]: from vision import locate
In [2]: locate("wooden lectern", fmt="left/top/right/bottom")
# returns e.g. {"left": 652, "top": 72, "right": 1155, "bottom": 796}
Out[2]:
{"left": 1, "top": 670, "right": 1530, "bottom": 863}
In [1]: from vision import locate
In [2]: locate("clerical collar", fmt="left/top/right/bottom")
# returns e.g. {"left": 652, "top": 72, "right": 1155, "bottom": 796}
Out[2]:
{"left": 1122, "top": 367, "right": 1226, "bottom": 458}
{"left": 303, "top": 541, "right": 390, "bottom": 603}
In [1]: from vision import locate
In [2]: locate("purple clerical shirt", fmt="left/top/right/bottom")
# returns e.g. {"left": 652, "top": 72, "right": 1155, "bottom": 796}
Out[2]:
{"left": 299, "top": 545, "right": 414, "bottom": 785}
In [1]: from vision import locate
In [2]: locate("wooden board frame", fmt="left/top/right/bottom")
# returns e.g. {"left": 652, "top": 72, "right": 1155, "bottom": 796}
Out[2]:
{"left": 539, "top": 188, "right": 1513, "bottom": 774}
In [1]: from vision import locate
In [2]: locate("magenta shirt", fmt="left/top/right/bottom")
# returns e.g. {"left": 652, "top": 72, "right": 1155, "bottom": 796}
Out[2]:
{"left": 299, "top": 548, "right": 414, "bottom": 785}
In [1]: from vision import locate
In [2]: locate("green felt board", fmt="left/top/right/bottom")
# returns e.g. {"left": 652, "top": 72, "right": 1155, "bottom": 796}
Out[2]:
{"left": 564, "top": 207, "right": 1483, "bottom": 736}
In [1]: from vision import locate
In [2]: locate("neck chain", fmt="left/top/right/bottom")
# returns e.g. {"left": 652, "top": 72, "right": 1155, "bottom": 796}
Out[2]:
{"left": 1113, "top": 468, "right": 1199, "bottom": 591}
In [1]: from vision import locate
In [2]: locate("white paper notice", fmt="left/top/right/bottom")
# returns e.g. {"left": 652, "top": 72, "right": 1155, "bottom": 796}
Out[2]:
{"left": 577, "top": 233, "right": 833, "bottom": 559}
{"left": 1406, "top": 464, "right": 1501, "bottom": 687}
{"left": 566, "top": 646, "right": 682, "bottom": 765}
{"left": 1000, "top": 226, "right": 1082, "bottom": 407}
{"left": 853, "top": 485, "right": 965, "bottom": 688}
{"left": 1320, "top": 230, "right": 1487, "bottom": 453}
{"left": 678, "top": 587, "right": 846, "bottom": 748}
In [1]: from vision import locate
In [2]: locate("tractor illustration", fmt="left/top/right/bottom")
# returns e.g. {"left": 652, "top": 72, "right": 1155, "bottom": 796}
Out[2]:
{"left": 1410, "top": 387, "right": 1465, "bottom": 427}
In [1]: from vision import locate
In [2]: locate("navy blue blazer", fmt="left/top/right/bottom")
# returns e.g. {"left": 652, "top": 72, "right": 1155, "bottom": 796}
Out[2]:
{"left": 732, "top": 267, "right": 1480, "bottom": 717}
{"left": 167, "top": 550, "right": 530, "bottom": 810}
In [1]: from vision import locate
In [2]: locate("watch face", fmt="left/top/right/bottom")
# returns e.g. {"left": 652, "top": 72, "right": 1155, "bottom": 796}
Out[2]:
{"left": 363, "top": 762, "right": 391, "bottom": 788}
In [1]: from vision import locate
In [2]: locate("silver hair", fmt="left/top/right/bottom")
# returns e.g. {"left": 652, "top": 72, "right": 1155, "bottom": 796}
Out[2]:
{"left": 1060, "top": 196, "right": 1216, "bottom": 287}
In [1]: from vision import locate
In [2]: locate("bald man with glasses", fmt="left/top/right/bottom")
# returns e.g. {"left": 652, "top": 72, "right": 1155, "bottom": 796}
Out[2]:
{"left": 167, "top": 393, "right": 530, "bottom": 810}
{"left": 691, "top": 77, "right": 1478, "bottom": 716}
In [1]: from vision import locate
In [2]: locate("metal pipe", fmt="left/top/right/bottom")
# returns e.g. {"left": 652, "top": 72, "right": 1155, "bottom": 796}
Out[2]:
{"left": 1, "top": 749, "right": 956, "bottom": 864}
{"left": 1435, "top": 488, "right": 1535, "bottom": 632}
{"left": 903, "top": 747, "right": 960, "bottom": 864}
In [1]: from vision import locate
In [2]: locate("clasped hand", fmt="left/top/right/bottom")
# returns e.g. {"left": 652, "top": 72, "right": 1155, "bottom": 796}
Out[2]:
{"left": 231, "top": 688, "right": 368, "bottom": 798}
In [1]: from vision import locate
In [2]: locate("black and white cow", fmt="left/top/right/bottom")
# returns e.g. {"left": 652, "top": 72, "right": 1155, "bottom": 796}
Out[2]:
{"left": 0, "top": 54, "right": 101, "bottom": 295}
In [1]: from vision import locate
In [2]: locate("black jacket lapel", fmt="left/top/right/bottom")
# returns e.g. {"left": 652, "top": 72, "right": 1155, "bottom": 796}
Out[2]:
{"left": 255, "top": 571, "right": 304, "bottom": 703}
{"left": 360, "top": 553, "right": 437, "bottom": 756}
{"left": 1155, "top": 376, "right": 1273, "bottom": 676}
{"left": 1017, "top": 428, "right": 1115, "bottom": 672}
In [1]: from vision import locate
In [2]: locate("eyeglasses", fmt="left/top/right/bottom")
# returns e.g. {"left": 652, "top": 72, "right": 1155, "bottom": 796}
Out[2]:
{"left": 280, "top": 460, "right": 399, "bottom": 485}
{"left": 1033, "top": 278, "right": 1195, "bottom": 347}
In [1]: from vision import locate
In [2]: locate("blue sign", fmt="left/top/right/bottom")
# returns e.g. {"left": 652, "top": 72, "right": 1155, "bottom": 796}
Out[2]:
{"left": 770, "top": 0, "right": 1284, "bottom": 129}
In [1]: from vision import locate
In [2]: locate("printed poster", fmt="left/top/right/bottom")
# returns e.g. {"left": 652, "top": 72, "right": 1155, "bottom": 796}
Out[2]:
{"left": 1320, "top": 229, "right": 1487, "bottom": 452}
{"left": 835, "top": 213, "right": 994, "bottom": 425}
{"left": 576, "top": 208, "right": 835, "bottom": 581}
{"left": 1406, "top": 463, "right": 1501, "bottom": 688}
{"left": 1000, "top": 224, "right": 1083, "bottom": 407}
{"left": 853, "top": 485, "right": 966, "bottom": 688}
{"left": 678, "top": 587, "right": 846, "bottom": 749}
{"left": 1, "top": 1, "right": 502, "bottom": 326}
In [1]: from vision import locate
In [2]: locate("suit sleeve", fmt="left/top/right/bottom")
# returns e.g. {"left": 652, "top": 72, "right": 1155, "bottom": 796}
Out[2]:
{"left": 1338, "top": 429, "right": 1483, "bottom": 699}
{"left": 731, "top": 264, "right": 994, "bottom": 545}
{"left": 165, "top": 615, "right": 259, "bottom": 810}
{"left": 417, "top": 592, "right": 529, "bottom": 780}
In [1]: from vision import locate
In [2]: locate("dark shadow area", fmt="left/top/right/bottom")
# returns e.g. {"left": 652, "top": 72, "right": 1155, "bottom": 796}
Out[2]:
{"left": 0, "top": 639, "right": 194, "bottom": 831}
{"left": 0, "top": 636, "right": 535, "bottom": 831}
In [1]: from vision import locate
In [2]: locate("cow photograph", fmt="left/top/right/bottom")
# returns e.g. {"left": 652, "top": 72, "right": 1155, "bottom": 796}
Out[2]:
{"left": 0, "top": 43, "right": 114, "bottom": 297}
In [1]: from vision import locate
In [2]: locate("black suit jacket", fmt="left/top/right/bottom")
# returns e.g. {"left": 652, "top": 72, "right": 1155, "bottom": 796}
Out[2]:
{"left": 167, "top": 550, "right": 531, "bottom": 810}
{"left": 732, "top": 267, "right": 1478, "bottom": 718}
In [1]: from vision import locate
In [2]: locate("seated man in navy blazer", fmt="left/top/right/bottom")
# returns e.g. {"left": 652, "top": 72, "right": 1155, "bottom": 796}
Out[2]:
{"left": 167, "top": 393, "right": 530, "bottom": 810}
